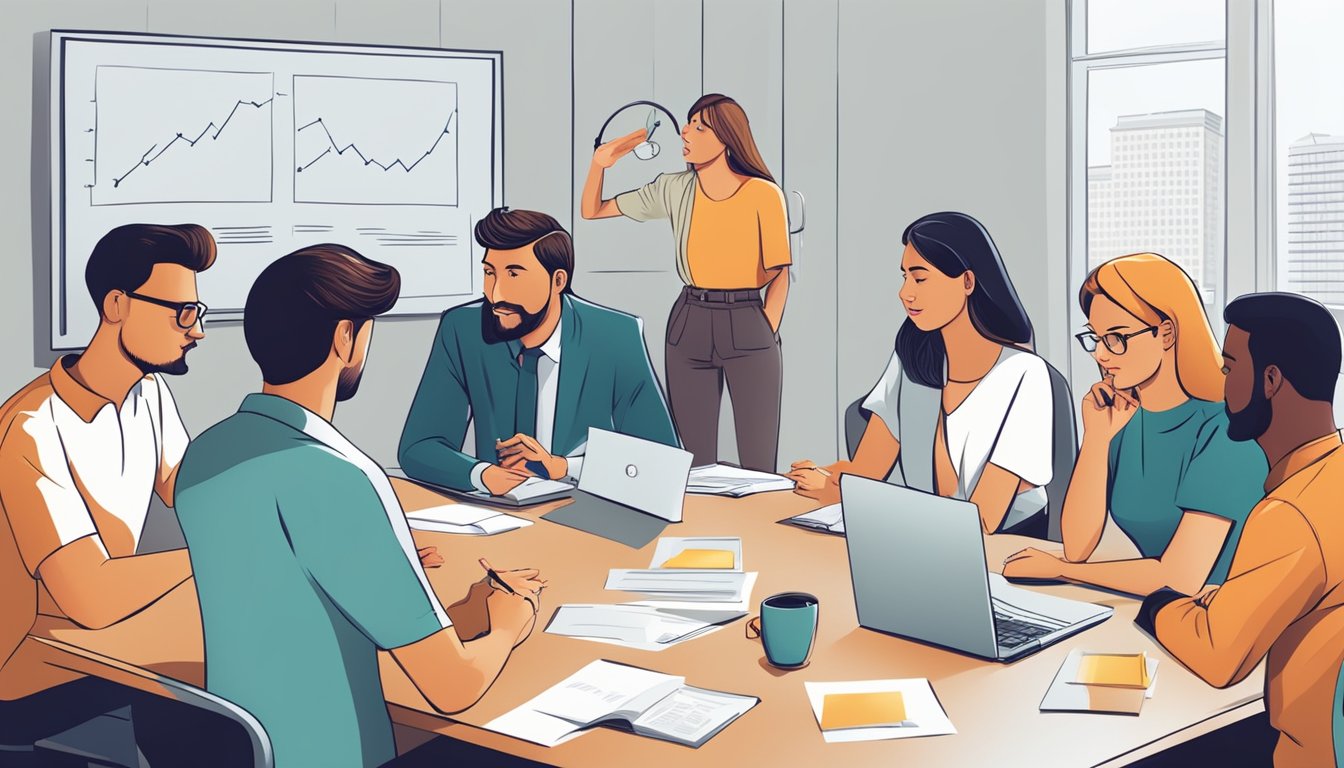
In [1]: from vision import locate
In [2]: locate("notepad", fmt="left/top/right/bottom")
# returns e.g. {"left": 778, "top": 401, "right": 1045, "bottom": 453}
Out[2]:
{"left": 1073, "top": 653, "right": 1151, "bottom": 689}
{"left": 821, "top": 692, "right": 908, "bottom": 730}
{"left": 661, "top": 549, "right": 735, "bottom": 569}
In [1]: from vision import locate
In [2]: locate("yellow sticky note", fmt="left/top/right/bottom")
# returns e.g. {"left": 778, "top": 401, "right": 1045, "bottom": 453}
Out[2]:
{"left": 820, "top": 691, "right": 907, "bottom": 730}
{"left": 661, "top": 549, "right": 735, "bottom": 569}
{"left": 1076, "top": 653, "right": 1150, "bottom": 688}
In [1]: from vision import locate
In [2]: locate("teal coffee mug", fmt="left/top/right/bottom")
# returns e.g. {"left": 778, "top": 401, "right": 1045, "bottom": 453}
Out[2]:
{"left": 746, "top": 592, "right": 819, "bottom": 668}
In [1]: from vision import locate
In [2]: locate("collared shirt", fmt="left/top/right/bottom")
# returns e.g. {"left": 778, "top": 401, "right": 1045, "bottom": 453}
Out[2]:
{"left": 0, "top": 355, "right": 187, "bottom": 700}
{"left": 468, "top": 318, "right": 585, "bottom": 491}
{"left": 1152, "top": 430, "right": 1344, "bottom": 767}
{"left": 176, "top": 394, "right": 450, "bottom": 768}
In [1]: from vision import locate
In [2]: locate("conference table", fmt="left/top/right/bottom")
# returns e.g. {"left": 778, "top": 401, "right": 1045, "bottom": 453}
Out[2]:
{"left": 25, "top": 479, "right": 1265, "bottom": 767}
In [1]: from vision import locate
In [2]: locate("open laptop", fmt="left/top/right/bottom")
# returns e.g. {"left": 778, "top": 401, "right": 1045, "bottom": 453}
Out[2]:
{"left": 840, "top": 475, "right": 1112, "bottom": 662}
{"left": 579, "top": 428, "right": 693, "bottom": 522}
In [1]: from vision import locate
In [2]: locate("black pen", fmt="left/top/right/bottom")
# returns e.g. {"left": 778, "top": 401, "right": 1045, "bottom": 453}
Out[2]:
{"left": 479, "top": 558, "right": 517, "bottom": 595}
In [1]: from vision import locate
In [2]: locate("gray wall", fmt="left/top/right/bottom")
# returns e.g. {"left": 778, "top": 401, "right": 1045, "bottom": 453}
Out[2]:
{"left": 4, "top": 0, "right": 1069, "bottom": 471}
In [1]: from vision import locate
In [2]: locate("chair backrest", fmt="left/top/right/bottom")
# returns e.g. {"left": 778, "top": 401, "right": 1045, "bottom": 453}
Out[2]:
{"left": 1043, "top": 359, "right": 1079, "bottom": 543}
{"left": 30, "top": 637, "right": 272, "bottom": 768}
{"left": 843, "top": 356, "right": 1079, "bottom": 541}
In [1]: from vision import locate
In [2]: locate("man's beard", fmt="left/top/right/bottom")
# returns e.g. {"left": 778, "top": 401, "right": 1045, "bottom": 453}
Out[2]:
{"left": 123, "top": 340, "right": 194, "bottom": 376}
{"left": 336, "top": 363, "right": 364, "bottom": 402}
{"left": 1226, "top": 370, "right": 1273, "bottom": 442}
{"left": 481, "top": 294, "right": 552, "bottom": 343}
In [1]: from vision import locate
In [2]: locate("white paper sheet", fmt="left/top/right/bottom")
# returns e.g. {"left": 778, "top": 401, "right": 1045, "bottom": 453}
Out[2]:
{"left": 629, "top": 572, "right": 759, "bottom": 622}
{"left": 405, "top": 503, "right": 532, "bottom": 535}
{"left": 804, "top": 679, "right": 957, "bottom": 743}
{"left": 545, "top": 605, "right": 723, "bottom": 652}
{"left": 606, "top": 569, "right": 749, "bottom": 600}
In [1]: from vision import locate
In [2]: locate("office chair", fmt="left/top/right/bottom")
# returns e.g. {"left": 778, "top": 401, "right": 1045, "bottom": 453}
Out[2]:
{"left": 28, "top": 637, "right": 272, "bottom": 768}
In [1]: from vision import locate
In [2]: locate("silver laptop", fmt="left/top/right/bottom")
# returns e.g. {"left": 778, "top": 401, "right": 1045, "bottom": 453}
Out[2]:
{"left": 579, "top": 428, "right": 693, "bottom": 522}
{"left": 841, "top": 475, "right": 1112, "bottom": 661}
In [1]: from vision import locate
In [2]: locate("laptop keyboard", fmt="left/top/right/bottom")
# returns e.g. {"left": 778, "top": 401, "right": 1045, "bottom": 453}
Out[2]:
{"left": 993, "top": 612, "right": 1054, "bottom": 649}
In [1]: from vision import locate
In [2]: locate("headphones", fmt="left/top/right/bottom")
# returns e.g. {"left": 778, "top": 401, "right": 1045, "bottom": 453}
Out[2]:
{"left": 593, "top": 100, "right": 681, "bottom": 160}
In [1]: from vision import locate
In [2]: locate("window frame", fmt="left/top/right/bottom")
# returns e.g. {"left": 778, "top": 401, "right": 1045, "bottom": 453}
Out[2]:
{"left": 1065, "top": 0, "right": 1236, "bottom": 391}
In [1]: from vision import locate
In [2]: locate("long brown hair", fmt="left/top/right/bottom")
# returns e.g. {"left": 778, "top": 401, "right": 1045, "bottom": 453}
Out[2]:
{"left": 687, "top": 94, "right": 775, "bottom": 183}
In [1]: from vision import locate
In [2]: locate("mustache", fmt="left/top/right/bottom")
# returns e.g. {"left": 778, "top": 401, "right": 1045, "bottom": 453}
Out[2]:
{"left": 490, "top": 302, "right": 527, "bottom": 314}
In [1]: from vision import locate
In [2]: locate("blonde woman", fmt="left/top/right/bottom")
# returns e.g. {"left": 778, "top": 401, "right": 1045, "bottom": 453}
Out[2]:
{"left": 1004, "top": 254, "right": 1268, "bottom": 595}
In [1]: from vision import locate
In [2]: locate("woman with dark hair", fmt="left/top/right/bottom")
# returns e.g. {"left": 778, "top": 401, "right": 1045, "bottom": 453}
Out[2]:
{"left": 789, "top": 212, "right": 1055, "bottom": 535}
{"left": 581, "top": 93, "right": 790, "bottom": 472}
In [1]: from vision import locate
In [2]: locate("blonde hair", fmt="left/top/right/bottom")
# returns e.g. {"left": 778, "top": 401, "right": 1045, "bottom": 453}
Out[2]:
{"left": 1079, "top": 253, "right": 1225, "bottom": 402}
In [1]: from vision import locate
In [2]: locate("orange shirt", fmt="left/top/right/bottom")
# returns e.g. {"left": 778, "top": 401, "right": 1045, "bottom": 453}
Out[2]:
{"left": 685, "top": 177, "right": 791, "bottom": 289}
{"left": 1153, "top": 431, "right": 1344, "bottom": 767}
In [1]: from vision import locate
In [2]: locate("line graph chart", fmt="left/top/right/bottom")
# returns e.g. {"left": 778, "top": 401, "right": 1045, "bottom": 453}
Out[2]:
{"left": 292, "top": 75, "right": 459, "bottom": 206}
{"left": 92, "top": 66, "right": 274, "bottom": 206}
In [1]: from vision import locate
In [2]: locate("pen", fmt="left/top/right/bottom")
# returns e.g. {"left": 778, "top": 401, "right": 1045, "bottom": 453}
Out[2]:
{"left": 814, "top": 467, "right": 832, "bottom": 477}
{"left": 479, "top": 558, "right": 517, "bottom": 595}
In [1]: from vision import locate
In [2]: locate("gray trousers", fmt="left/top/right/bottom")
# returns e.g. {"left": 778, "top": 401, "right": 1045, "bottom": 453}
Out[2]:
{"left": 664, "top": 287, "right": 782, "bottom": 472}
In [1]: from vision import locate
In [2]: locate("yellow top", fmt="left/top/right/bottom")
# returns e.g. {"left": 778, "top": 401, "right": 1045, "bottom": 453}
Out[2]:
{"left": 685, "top": 177, "right": 791, "bottom": 289}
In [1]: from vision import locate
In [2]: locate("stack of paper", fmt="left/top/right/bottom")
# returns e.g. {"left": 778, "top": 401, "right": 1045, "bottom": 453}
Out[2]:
{"left": 405, "top": 503, "right": 532, "bottom": 536}
{"left": 544, "top": 604, "right": 722, "bottom": 652}
{"left": 606, "top": 570, "right": 751, "bottom": 603}
{"left": 784, "top": 503, "right": 845, "bottom": 535}
{"left": 687, "top": 464, "right": 795, "bottom": 497}
{"left": 1039, "top": 649, "right": 1160, "bottom": 715}
{"left": 804, "top": 679, "right": 956, "bottom": 743}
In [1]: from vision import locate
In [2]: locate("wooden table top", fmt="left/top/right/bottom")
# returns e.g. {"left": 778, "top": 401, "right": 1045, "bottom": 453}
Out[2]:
{"left": 28, "top": 479, "right": 1264, "bottom": 768}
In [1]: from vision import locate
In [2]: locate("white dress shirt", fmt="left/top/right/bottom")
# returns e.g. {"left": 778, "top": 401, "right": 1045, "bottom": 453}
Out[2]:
{"left": 470, "top": 319, "right": 584, "bottom": 492}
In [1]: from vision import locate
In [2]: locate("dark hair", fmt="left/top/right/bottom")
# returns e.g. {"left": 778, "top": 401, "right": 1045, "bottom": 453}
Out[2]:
{"left": 894, "top": 212, "right": 1034, "bottom": 388}
{"left": 1223, "top": 292, "right": 1342, "bottom": 403}
{"left": 85, "top": 223, "right": 216, "bottom": 309}
{"left": 244, "top": 244, "right": 400, "bottom": 385}
{"left": 474, "top": 208, "right": 574, "bottom": 294}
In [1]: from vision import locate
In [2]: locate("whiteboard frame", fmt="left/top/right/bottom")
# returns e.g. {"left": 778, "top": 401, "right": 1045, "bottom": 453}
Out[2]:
{"left": 46, "top": 29, "right": 503, "bottom": 351}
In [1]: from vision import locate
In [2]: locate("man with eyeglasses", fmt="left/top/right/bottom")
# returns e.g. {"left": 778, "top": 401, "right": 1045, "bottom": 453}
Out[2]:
{"left": 0, "top": 223, "right": 217, "bottom": 761}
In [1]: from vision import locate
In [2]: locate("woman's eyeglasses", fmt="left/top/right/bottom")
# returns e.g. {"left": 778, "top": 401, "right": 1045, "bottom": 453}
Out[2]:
{"left": 125, "top": 292, "right": 208, "bottom": 329}
{"left": 1075, "top": 326, "right": 1157, "bottom": 355}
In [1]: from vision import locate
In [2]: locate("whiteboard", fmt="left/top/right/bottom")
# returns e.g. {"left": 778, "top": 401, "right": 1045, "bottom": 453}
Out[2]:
{"left": 49, "top": 30, "right": 502, "bottom": 349}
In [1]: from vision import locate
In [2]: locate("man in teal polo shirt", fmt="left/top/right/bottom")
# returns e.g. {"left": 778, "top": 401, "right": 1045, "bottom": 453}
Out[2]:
{"left": 176, "top": 244, "right": 545, "bottom": 768}
{"left": 398, "top": 207, "right": 679, "bottom": 496}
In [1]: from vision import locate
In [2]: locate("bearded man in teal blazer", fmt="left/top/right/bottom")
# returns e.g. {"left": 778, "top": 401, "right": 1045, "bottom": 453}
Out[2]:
{"left": 399, "top": 207, "right": 679, "bottom": 496}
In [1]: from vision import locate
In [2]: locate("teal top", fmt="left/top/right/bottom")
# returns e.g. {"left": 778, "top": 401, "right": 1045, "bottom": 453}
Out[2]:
{"left": 1107, "top": 398, "right": 1268, "bottom": 584}
{"left": 398, "top": 293, "right": 679, "bottom": 490}
{"left": 176, "top": 394, "right": 450, "bottom": 768}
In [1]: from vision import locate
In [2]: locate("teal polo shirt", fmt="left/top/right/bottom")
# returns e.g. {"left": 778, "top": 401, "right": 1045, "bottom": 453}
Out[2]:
{"left": 175, "top": 394, "right": 451, "bottom": 768}
{"left": 1107, "top": 398, "right": 1269, "bottom": 585}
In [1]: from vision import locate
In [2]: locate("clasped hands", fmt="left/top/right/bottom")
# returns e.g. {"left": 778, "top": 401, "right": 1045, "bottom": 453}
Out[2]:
{"left": 481, "top": 433, "right": 568, "bottom": 495}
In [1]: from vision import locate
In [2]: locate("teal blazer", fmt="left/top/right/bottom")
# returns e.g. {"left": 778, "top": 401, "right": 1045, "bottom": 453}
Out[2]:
{"left": 398, "top": 294, "right": 679, "bottom": 490}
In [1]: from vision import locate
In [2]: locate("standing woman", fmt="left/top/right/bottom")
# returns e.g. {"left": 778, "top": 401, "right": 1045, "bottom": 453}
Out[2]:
{"left": 581, "top": 94, "right": 791, "bottom": 472}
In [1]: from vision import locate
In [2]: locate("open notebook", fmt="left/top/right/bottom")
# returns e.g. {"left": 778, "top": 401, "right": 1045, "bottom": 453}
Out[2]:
{"left": 485, "top": 659, "right": 757, "bottom": 748}
{"left": 783, "top": 503, "right": 845, "bottom": 535}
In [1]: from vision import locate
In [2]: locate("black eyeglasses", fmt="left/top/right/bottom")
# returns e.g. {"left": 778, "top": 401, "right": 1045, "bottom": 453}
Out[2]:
{"left": 1075, "top": 326, "right": 1157, "bottom": 355}
{"left": 125, "top": 292, "right": 208, "bottom": 329}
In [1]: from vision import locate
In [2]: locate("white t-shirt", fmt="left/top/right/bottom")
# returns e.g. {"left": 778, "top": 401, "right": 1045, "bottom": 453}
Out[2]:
{"left": 861, "top": 346, "right": 1054, "bottom": 527}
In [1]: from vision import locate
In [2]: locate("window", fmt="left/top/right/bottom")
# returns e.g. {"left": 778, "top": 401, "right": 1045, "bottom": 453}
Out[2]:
{"left": 1069, "top": 0, "right": 1228, "bottom": 385}
{"left": 1275, "top": 0, "right": 1344, "bottom": 312}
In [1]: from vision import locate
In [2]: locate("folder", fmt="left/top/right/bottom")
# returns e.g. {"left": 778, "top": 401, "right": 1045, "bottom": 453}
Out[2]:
{"left": 661, "top": 549, "right": 735, "bottom": 569}
{"left": 820, "top": 691, "right": 908, "bottom": 730}
{"left": 1073, "top": 653, "right": 1150, "bottom": 689}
